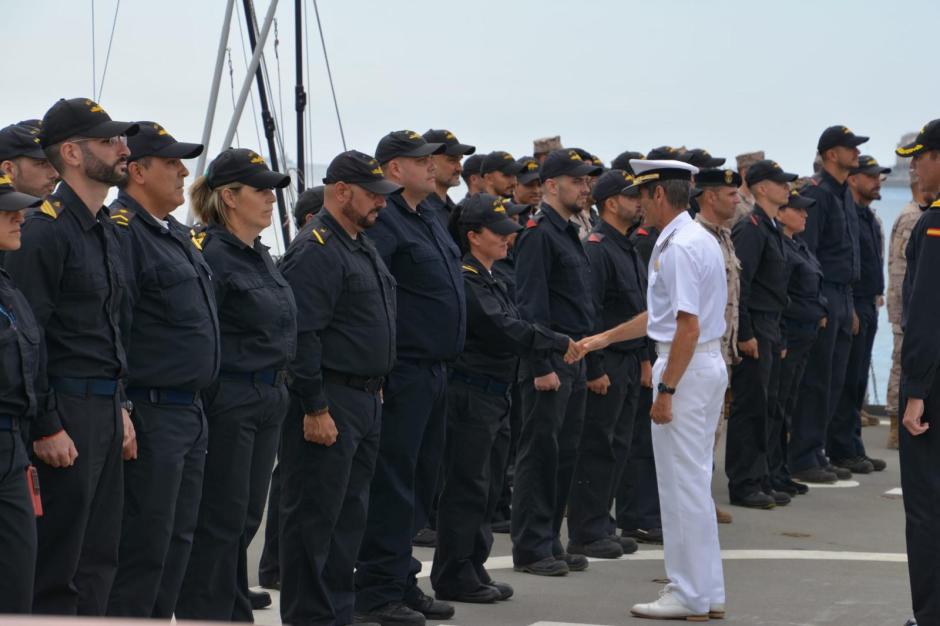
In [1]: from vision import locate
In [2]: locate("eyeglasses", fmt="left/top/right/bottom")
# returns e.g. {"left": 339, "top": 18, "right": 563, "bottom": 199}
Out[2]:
{"left": 68, "top": 135, "right": 128, "bottom": 146}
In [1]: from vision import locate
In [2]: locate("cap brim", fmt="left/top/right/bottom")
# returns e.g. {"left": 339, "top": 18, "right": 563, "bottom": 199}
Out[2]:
{"left": 485, "top": 218, "right": 524, "bottom": 235}
{"left": 852, "top": 166, "right": 891, "bottom": 176}
{"left": 153, "top": 141, "right": 205, "bottom": 160}
{"left": 563, "top": 163, "right": 604, "bottom": 178}
{"left": 848, "top": 135, "right": 870, "bottom": 147}
{"left": 504, "top": 201, "right": 531, "bottom": 216}
{"left": 786, "top": 196, "right": 815, "bottom": 210}
{"left": 357, "top": 178, "right": 403, "bottom": 195}
{"left": 704, "top": 157, "right": 726, "bottom": 167}
{"left": 770, "top": 172, "right": 799, "bottom": 183}
{"left": 245, "top": 169, "right": 291, "bottom": 189}
{"left": 444, "top": 143, "right": 476, "bottom": 156}
{"left": 517, "top": 171, "right": 541, "bottom": 185}
{"left": 82, "top": 120, "right": 140, "bottom": 138}
{"left": 401, "top": 142, "right": 445, "bottom": 158}
{"left": 0, "top": 190, "right": 42, "bottom": 212}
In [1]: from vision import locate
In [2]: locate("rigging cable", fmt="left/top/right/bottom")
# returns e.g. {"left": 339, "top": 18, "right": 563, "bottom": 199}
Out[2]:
{"left": 96, "top": 0, "right": 122, "bottom": 102}
{"left": 226, "top": 48, "right": 241, "bottom": 147}
{"left": 312, "top": 0, "right": 346, "bottom": 150}
{"left": 91, "top": 0, "right": 96, "bottom": 97}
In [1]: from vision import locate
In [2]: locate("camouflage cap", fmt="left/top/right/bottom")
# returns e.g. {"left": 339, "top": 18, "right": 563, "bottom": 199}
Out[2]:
{"left": 735, "top": 151, "right": 765, "bottom": 170}
{"left": 533, "top": 135, "right": 562, "bottom": 155}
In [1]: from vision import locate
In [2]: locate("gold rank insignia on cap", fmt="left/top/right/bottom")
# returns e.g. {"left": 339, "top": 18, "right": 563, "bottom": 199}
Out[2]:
{"left": 568, "top": 150, "right": 582, "bottom": 161}
{"left": 503, "top": 153, "right": 514, "bottom": 160}
{"left": 407, "top": 131, "right": 420, "bottom": 140}
{"left": 445, "top": 131, "right": 455, "bottom": 140}
{"left": 526, "top": 161, "right": 538, "bottom": 171}
{"left": 492, "top": 198, "right": 507, "bottom": 213}
{"left": 152, "top": 123, "right": 168, "bottom": 136}
{"left": 724, "top": 170, "right": 734, "bottom": 184}
{"left": 632, "top": 173, "right": 660, "bottom": 184}
{"left": 0, "top": 174, "right": 11, "bottom": 187}
{"left": 249, "top": 151, "right": 265, "bottom": 165}
{"left": 85, "top": 100, "right": 104, "bottom": 114}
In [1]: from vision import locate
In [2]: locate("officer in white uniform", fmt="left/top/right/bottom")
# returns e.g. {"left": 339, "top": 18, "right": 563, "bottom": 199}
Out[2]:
{"left": 577, "top": 160, "right": 728, "bottom": 621}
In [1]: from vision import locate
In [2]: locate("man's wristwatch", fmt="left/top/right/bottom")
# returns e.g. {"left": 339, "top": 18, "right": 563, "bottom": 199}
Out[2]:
{"left": 657, "top": 382, "right": 676, "bottom": 395}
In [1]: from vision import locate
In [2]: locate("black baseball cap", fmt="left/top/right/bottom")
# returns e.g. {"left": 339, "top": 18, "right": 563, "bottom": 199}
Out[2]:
{"left": 127, "top": 122, "right": 203, "bottom": 162}
{"left": 784, "top": 189, "right": 816, "bottom": 210}
{"left": 540, "top": 149, "right": 604, "bottom": 181}
{"left": 611, "top": 150, "right": 644, "bottom": 174}
{"left": 850, "top": 155, "right": 891, "bottom": 176}
{"left": 570, "top": 148, "right": 604, "bottom": 171}
{"left": 458, "top": 193, "right": 525, "bottom": 235}
{"left": 745, "top": 159, "right": 798, "bottom": 187}
{"left": 646, "top": 146, "right": 681, "bottom": 160}
{"left": 592, "top": 169, "right": 638, "bottom": 204}
{"left": 375, "top": 130, "right": 445, "bottom": 163}
{"left": 678, "top": 148, "right": 725, "bottom": 168}
{"left": 896, "top": 119, "right": 940, "bottom": 158}
{"left": 817, "top": 125, "right": 869, "bottom": 153}
{"left": 323, "top": 150, "right": 402, "bottom": 195}
{"left": 516, "top": 156, "right": 541, "bottom": 184}
{"left": 39, "top": 97, "right": 139, "bottom": 148}
{"left": 0, "top": 174, "right": 42, "bottom": 212}
{"left": 460, "top": 154, "right": 484, "bottom": 183}
{"left": 481, "top": 151, "right": 526, "bottom": 176}
{"left": 206, "top": 148, "right": 290, "bottom": 190}
{"left": 0, "top": 123, "right": 46, "bottom": 161}
{"left": 695, "top": 168, "right": 742, "bottom": 188}
{"left": 293, "top": 185, "right": 324, "bottom": 224}
{"left": 422, "top": 129, "right": 475, "bottom": 156}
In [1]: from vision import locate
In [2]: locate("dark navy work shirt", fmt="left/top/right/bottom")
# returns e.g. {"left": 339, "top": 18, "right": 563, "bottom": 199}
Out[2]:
{"left": 732, "top": 205, "right": 790, "bottom": 342}
{"left": 4, "top": 181, "right": 127, "bottom": 437}
{"left": 854, "top": 202, "right": 885, "bottom": 300}
{"left": 901, "top": 200, "right": 940, "bottom": 399}
{"left": 279, "top": 211, "right": 397, "bottom": 414}
{"left": 365, "top": 191, "right": 466, "bottom": 362}
{"left": 781, "top": 235, "right": 828, "bottom": 341}
{"left": 583, "top": 220, "right": 647, "bottom": 380}
{"left": 455, "top": 254, "right": 569, "bottom": 383}
{"left": 200, "top": 223, "right": 297, "bottom": 374}
{"left": 514, "top": 202, "right": 595, "bottom": 377}
{"left": 424, "top": 191, "right": 458, "bottom": 237}
{"left": 0, "top": 269, "right": 41, "bottom": 422}
{"left": 110, "top": 191, "right": 220, "bottom": 391}
{"left": 799, "top": 170, "right": 860, "bottom": 286}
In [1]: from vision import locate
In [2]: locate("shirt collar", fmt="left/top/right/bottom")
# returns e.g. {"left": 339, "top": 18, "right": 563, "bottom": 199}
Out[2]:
{"left": 597, "top": 219, "right": 634, "bottom": 248}
{"left": 207, "top": 222, "right": 264, "bottom": 253}
{"left": 539, "top": 202, "right": 572, "bottom": 231}
{"left": 461, "top": 253, "right": 494, "bottom": 281}
{"left": 56, "top": 181, "right": 102, "bottom": 231}
{"left": 318, "top": 210, "right": 363, "bottom": 252}
{"left": 818, "top": 168, "right": 847, "bottom": 193}
{"left": 657, "top": 210, "right": 692, "bottom": 246}
{"left": 116, "top": 190, "right": 171, "bottom": 232}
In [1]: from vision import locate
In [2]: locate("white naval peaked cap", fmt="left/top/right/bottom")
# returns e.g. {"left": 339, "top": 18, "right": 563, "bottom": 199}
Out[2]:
{"left": 626, "top": 159, "right": 698, "bottom": 190}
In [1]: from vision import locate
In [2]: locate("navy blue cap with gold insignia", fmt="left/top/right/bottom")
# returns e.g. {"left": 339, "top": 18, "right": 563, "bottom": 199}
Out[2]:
{"left": 39, "top": 97, "right": 139, "bottom": 147}
{"left": 206, "top": 148, "right": 290, "bottom": 190}
{"left": 375, "top": 130, "right": 445, "bottom": 163}
{"left": 646, "top": 146, "right": 681, "bottom": 161}
{"left": 611, "top": 151, "right": 644, "bottom": 175}
{"left": 460, "top": 154, "right": 484, "bottom": 183}
{"left": 850, "top": 155, "right": 891, "bottom": 176}
{"left": 817, "top": 125, "right": 869, "bottom": 153}
{"left": 695, "top": 168, "right": 742, "bottom": 188}
{"left": 745, "top": 159, "right": 798, "bottom": 187}
{"left": 516, "top": 156, "right": 541, "bottom": 185}
{"left": 422, "top": 129, "right": 475, "bottom": 156}
{"left": 784, "top": 189, "right": 816, "bottom": 210}
{"left": 127, "top": 122, "right": 203, "bottom": 162}
{"left": 0, "top": 122, "right": 46, "bottom": 161}
{"left": 896, "top": 120, "right": 940, "bottom": 158}
{"left": 459, "top": 193, "right": 525, "bottom": 235}
{"left": 481, "top": 151, "right": 525, "bottom": 176}
{"left": 294, "top": 185, "right": 324, "bottom": 224}
{"left": 0, "top": 174, "right": 42, "bottom": 212}
{"left": 540, "top": 149, "right": 604, "bottom": 181}
{"left": 678, "top": 149, "right": 725, "bottom": 168}
{"left": 592, "top": 169, "right": 638, "bottom": 204}
{"left": 323, "top": 150, "right": 402, "bottom": 195}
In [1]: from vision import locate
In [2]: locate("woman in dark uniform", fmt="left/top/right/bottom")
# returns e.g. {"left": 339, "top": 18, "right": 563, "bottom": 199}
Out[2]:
{"left": 430, "top": 193, "right": 578, "bottom": 604}
{"left": 176, "top": 149, "right": 297, "bottom": 621}
{"left": 0, "top": 176, "right": 43, "bottom": 613}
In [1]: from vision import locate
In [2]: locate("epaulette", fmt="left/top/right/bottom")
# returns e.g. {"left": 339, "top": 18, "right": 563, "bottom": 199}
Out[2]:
{"left": 34, "top": 199, "right": 64, "bottom": 220}
{"left": 461, "top": 263, "right": 479, "bottom": 274}
{"left": 587, "top": 232, "right": 605, "bottom": 243}
{"left": 311, "top": 225, "right": 332, "bottom": 245}
{"left": 190, "top": 226, "right": 207, "bottom": 251}
{"left": 525, "top": 213, "right": 544, "bottom": 229}
{"left": 109, "top": 206, "right": 136, "bottom": 228}
{"left": 930, "top": 199, "right": 940, "bottom": 210}
{"left": 636, "top": 227, "right": 649, "bottom": 237}
{"left": 749, "top": 214, "right": 759, "bottom": 226}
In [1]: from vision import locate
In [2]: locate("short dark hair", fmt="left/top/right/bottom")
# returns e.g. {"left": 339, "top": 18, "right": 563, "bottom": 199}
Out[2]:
{"left": 44, "top": 141, "right": 65, "bottom": 174}
{"left": 118, "top": 156, "right": 152, "bottom": 189}
{"left": 645, "top": 179, "right": 690, "bottom": 209}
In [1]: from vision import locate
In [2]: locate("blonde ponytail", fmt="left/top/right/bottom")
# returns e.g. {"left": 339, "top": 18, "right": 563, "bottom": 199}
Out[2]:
{"left": 188, "top": 175, "right": 242, "bottom": 226}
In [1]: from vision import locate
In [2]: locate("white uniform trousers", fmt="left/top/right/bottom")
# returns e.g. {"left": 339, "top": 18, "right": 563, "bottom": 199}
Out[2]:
{"left": 651, "top": 341, "right": 727, "bottom": 613}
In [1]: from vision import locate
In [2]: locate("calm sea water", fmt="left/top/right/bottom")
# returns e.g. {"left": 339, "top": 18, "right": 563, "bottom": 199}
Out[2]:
{"left": 868, "top": 185, "right": 911, "bottom": 405}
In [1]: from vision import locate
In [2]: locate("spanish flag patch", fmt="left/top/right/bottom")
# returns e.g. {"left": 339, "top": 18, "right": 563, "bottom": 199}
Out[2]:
{"left": 926, "top": 227, "right": 940, "bottom": 238}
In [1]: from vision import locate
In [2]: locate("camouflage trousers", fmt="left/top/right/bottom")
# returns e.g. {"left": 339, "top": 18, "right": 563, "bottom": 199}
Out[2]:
{"left": 887, "top": 323, "right": 902, "bottom": 417}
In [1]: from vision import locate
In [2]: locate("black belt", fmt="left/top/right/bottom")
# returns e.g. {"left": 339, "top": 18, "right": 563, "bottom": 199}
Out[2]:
{"left": 322, "top": 369, "right": 385, "bottom": 394}
{"left": 449, "top": 369, "right": 511, "bottom": 396}
{"left": 220, "top": 369, "right": 288, "bottom": 387}
{"left": 50, "top": 376, "right": 119, "bottom": 397}
{"left": 0, "top": 416, "right": 18, "bottom": 431}
{"left": 126, "top": 387, "right": 198, "bottom": 406}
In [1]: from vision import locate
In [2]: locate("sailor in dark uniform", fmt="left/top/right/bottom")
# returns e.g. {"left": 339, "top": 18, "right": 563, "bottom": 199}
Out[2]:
{"left": 105, "top": 123, "right": 219, "bottom": 618}
{"left": 431, "top": 193, "right": 577, "bottom": 603}
{"left": 175, "top": 148, "right": 296, "bottom": 621}
{"left": 277, "top": 150, "right": 400, "bottom": 626}
{"left": 5, "top": 98, "right": 138, "bottom": 616}
{"left": 895, "top": 119, "right": 940, "bottom": 626}
{"left": 0, "top": 176, "right": 43, "bottom": 614}
{"left": 423, "top": 129, "right": 475, "bottom": 233}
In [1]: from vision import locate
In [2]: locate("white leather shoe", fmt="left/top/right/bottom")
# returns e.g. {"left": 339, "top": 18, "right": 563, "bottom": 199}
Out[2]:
{"left": 709, "top": 603, "right": 725, "bottom": 619}
{"left": 630, "top": 589, "right": 709, "bottom": 621}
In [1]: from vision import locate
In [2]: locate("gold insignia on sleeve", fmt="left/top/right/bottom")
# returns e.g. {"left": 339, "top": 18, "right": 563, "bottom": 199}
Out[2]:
{"left": 190, "top": 228, "right": 206, "bottom": 250}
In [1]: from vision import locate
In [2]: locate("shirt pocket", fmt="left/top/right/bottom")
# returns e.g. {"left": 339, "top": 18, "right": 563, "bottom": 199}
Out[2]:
{"left": 156, "top": 262, "right": 206, "bottom": 323}
{"left": 556, "top": 253, "right": 586, "bottom": 285}
{"left": 406, "top": 245, "right": 447, "bottom": 291}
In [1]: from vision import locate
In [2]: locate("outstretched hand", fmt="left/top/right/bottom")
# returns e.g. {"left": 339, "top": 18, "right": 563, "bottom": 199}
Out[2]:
{"left": 566, "top": 333, "right": 610, "bottom": 363}
{"left": 564, "top": 338, "right": 585, "bottom": 364}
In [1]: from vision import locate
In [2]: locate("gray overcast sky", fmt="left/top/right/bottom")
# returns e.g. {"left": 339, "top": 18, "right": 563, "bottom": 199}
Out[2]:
{"left": 4, "top": 0, "right": 937, "bottom": 187}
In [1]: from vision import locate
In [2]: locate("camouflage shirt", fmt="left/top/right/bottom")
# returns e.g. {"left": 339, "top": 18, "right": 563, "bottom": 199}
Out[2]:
{"left": 695, "top": 214, "right": 741, "bottom": 365}
{"left": 888, "top": 200, "right": 924, "bottom": 326}
{"left": 733, "top": 188, "right": 755, "bottom": 225}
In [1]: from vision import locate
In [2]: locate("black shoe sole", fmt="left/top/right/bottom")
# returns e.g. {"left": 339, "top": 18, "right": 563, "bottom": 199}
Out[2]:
{"left": 567, "top": 545, "right": 622, "bottom": 559}
{"left": 434, "top": 592, "right": 499, "bottom": 604}
{"left": 513, "top": 564, "right": 569, "bottom": 576}
{"left": 729, "top": 499, "right": 776, "bottom": 510}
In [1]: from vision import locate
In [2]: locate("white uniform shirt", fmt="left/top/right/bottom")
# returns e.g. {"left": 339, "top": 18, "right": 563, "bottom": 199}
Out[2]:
{"left": 646, "top": 211, "right": 727, "bottom": 343}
